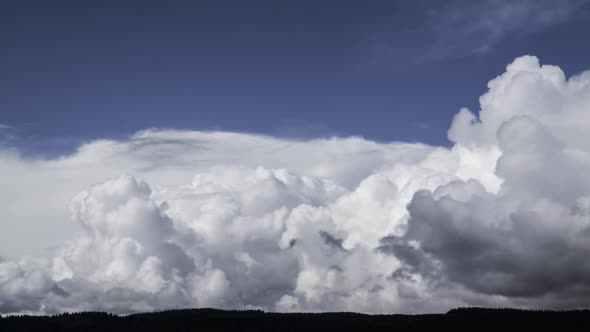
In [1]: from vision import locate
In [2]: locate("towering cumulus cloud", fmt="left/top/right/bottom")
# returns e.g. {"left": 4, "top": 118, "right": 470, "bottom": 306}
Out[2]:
{"left": 1, "top": 56, "right": 590, "bottom": 314}
{"left": 386, "top": 56, "right": 590, "bottom": 309}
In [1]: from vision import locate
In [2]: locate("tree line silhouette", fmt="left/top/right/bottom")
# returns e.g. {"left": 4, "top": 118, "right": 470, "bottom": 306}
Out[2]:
{"left": 1, "top": 307, "right": 589, "bottom": 331}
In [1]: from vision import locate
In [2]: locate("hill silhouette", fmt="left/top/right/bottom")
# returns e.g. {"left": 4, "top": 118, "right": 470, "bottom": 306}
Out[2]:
{"left": 1, "top": 307, "right": 590, "bottom": 331}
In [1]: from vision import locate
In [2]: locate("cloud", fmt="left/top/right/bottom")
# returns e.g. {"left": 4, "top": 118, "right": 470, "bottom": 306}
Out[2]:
{"left": 0, "top": 133, "right": 436, "bottom": 258}
{"left": 387, "top": 55, "right": 590, "bottom": 309}
{"left": 367, "top": 1, "right": 587, "bottom": 68}
{"left": 0, "top": 124, "right": 18, "bottom": 150}
{"left": 428, "top": 0, "right": 587, "bottom": 56}
{"left": 1, "top": 55, "right": 590, "bottom": 314}
{"left": 0, "top": 135, "right": 497, "bottom": 314}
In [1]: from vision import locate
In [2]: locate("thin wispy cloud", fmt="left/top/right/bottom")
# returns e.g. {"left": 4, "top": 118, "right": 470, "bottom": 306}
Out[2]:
{"left": 428, "top": 0, "right": 589, "bottom": 56}
{"left": 370, "top": 0, "right": 589, "bottom": 66}
{"left": 0, "top": 124, "right": 16, "bottom": 147}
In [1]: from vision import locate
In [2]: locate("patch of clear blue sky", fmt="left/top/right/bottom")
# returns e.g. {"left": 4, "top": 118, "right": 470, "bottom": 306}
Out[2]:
{"left": 1, "top": 0, "right": 590, "bottom": 156}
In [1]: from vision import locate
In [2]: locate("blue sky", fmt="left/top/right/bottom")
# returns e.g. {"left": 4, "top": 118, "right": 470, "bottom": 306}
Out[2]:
{"left": 2, "top": 0, "right": 590, "bottom": 155}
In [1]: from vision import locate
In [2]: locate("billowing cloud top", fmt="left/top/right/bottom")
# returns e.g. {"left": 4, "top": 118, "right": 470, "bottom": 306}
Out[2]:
{"left": 2, "top": 56, "right": 590, "bottom": 314}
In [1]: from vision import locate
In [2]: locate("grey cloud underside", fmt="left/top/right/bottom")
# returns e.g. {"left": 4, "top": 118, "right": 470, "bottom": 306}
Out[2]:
{"left": 2, "top": 55, "right": 590, "bottom": 314}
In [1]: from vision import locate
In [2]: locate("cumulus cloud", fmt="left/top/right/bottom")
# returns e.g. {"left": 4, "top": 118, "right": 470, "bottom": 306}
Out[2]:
{"left": 0, "top": 132, "right": 434, "bottom": 258}
{"left": 1, "top": 55, "right": 590, "bottom": 314}
{"left": 387, "top": 55, "right": 590, "bottom": 309}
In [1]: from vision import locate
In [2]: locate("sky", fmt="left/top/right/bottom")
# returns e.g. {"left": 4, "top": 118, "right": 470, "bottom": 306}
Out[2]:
{"left": 2, "top": 0, "right": 590, "bottom": 154}
{"left": 3, "top": 0, "right": 590, "bottom": 316}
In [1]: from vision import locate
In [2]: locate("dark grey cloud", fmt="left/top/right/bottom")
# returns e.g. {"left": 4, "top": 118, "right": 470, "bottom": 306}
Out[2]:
{"left": 319, "top": 230, "right": 348, "bottom": 252}
{"left": 384, "top": 182, "right": 590, "bottom": 305}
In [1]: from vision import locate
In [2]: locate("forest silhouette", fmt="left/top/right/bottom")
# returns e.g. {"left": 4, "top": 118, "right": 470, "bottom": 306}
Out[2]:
{"left": 1, "top": 307, "right": 589, "bottom": 331}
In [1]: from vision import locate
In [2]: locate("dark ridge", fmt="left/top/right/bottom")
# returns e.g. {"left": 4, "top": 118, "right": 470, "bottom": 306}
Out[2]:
{"left": 1, "top": 307, "right": 590, "bottom": 331}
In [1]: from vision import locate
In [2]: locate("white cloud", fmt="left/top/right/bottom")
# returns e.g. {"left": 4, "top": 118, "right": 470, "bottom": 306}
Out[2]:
{"left": 0, "top": 134, "right": 495, "bottom": 314}
{"left": 1, "top": 55, "right": 590, "bottom": 314}
{"left": 0, "top": 133, "right": 435, "bottom": 258}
